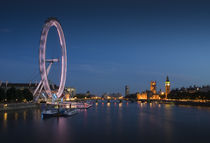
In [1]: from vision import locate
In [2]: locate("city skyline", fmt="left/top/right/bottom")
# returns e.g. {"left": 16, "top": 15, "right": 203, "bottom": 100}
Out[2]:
{"left": 1, "top": 0, "right": 210, "bottom": 94}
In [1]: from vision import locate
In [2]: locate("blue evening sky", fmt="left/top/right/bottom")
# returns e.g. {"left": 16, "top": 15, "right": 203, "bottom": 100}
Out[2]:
{"left": 1, "top": 0, "right": 210, "bottom": 95}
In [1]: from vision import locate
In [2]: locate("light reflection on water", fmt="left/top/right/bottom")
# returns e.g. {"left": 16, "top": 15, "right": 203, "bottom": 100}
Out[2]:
{"left": 119, "top": 102, "right": 122, "bottom": 108}
{"left": 107, "top": 102, "right": 110, "bottom": 107}
{"left": 14, "top": 112, "right": 18, "bottom": 120}
{"left": 4, "top": 112, "right": 7, "bottom": 121}
{"left": 0, "top": 102, "right": 210, "bottom": 143}
{"left": 56, "top": 118, "right": 69, "bottom": 143}
{"left": 1, "top": 109, "right": 43, "bottom": 122}
{"left": 23, "top": 111, "right": 26, "bottom": 120}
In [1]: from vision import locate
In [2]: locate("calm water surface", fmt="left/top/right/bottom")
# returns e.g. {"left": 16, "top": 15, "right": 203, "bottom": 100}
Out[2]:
{"left": 0, "top": 101, "right": 210, "bottom": 143}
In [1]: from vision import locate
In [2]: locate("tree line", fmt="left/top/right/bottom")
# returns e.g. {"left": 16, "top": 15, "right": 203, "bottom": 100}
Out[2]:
{"left": 0, "top": 87, "right": 33, "bottom": 102}
{"left": 168, "top": 90, "right": 210, "bottom": 100}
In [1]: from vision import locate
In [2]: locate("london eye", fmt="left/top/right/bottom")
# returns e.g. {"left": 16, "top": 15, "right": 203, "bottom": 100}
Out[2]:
{"left": 33, "top": 18, "right": 67, "bottom": 100}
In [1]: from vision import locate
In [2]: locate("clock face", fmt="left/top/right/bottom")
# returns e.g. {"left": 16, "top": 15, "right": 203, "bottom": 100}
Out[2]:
{"left": 165, "top": 81, "right": 170, "bottom": 86}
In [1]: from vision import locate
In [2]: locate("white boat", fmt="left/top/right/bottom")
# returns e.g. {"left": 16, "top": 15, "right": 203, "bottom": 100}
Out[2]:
{"left": 42, "top": 109, "right": 79, "bottom": 118}
{"left": 42, "top": 109, "right": 58, "bottom": 118}
{"left": 47, "top": 102, "right": 92, "bottom": 109}
{"left": 63, "top": 109, "right": 79, "bottom": 117}
{"left": 79, "top": 103, "right": 92, "bottom": 109}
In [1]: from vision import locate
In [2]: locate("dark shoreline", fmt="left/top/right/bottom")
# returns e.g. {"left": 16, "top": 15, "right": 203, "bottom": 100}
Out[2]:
{"left": 142, "top": 99, "right": 210, "bottom": 108}
{"left": 127, "top": 98, "right": 210, "bottom": 107}
{"left": 160, "top": 100, "right": 210, "bottom": 107}
{"left": 1, "top": 100, "right": 210, "bottom": 112}
{"left": 0, "top": 103, "right": 39, "bottom": 111}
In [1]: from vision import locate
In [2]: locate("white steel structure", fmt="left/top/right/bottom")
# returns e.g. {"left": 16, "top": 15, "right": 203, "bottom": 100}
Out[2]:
{"left": 33, "top": 18, "right": 67, "bottom": 100}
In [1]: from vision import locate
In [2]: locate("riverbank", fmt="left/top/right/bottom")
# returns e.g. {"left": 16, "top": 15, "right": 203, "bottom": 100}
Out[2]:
{"left": 159, "top": 100, "right": 210, "bottom": 107}
{"left": 0, "top": 103, "right": 39, "bottom": 111}
{"left": 126, "top": 98, "right": 210, "bottom": 107}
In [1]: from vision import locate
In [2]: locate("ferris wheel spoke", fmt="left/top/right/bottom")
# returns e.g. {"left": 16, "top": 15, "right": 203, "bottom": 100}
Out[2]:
{"left": 45, "top": 58, "right": 59, "bottom": 63}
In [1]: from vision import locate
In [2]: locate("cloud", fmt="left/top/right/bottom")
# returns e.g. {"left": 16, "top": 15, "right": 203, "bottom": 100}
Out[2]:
{"left": 79, "top": 64, "right": 95, "bottom": 72}
{"left": 0, "top": 28, "right": 11, "bottom": 33}
{"left": 71, "top": 64, "right": 114, "bottom": 74}
{"left": 70, "top": 46, "right": 80, "bottom": 49}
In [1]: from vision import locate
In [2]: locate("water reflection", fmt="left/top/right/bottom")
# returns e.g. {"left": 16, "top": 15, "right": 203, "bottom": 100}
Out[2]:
{"left": 117, "top": 102, "right": 123, "bottom": 135}
{"left": 23, "top": 111, "right": 26, "bottom": 120}
{"left": 14, "top": 112, "right": 18, "bottom": 120}
{"left": 0, "top": 103, "right": 210, "bottom": 143}
{"left": 149, "top": 103, "right": 153, "bottom": 108}
{"left": 33, "top": 109, "right": 41, "bottom": 120}
{"left": 4, "top": 112, "right": 7, "bottom": 121}
{"left": 105, "top": 102, "right": 111, "bottom": 135}
{"left": 164, "top": 104, "right": 173, "bottom": 109}
{"left": 126, "top": 102, "right": 128, "bottom": 107}
{"left": 1, "top": 109, "right": 43, "bottom": 121}
{"left": 3, "top": 112, "right": 8, "bottom": 129}
{"left": 163, "top": 104, "right": 173, "bottom": 142}
{"left": 83, "top": 109, "right": 88, "bottom": 126}
{"left": 158, "top": 104, "right": 161, "bottom": 108}
{"left": 114, "top": 102, "right": 117, "bottom": 107}
{"left": 56, "top": 118, "right": 68, "bottom": 143}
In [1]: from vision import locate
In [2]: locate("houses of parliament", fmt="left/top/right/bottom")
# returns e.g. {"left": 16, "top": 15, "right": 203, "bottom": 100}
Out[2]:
{"left": 125, "top": 76, "right": 171, "bottom": 100}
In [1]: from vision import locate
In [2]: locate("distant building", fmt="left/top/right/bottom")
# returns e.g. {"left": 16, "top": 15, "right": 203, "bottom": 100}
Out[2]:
{"left": 137, "top": 92, "right": 147, "bottom": 100}
{"left": 179, "top": 85, "right": 210, "bottom": 93}
{"left": 165, "top": 76, "right": 170, "bottom": 98}
{"left": 0, "top": 81, "right": 61, "bottom": 91}
{"left": 159, "top": 89, "right": 165, "bottom": 96}
{"left": 0, "top": 82, "right": 38, "bottom": 91}
{"left": 65, "top": 87, "right": 76, "bottom": 97}
{"left": 198, "top": 86, "right": 210, "bottom": 93}
{"left": 102, "top": 93, "right": 123, "bottom": 100}
{"left": 150, "top": 81, "right": 157, "bottom": 94}
{"left": 125, "top": 81, "right": 162, "bottom": 100}
{"left": 137, "top": 90, "right": 160, "bottom": 100}
{"left": 126, "top": 92, "right": 141, "bottom": 99}
{"left": 125, "top": 85, "right": 129, "bottom": 96}
{"left": 90, "top": 95, "right": 101, "bottom": 100}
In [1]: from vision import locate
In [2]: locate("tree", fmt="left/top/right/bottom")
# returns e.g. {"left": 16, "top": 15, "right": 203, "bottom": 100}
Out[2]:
{"left": 16, "top": 89, "right": 24, "bottom": 102}
{"left": 74, "top": 94, "right": 86, "bottom": 99}
{"left": 22, "top": 89, "right": 33, "bottom": 101}
{"left": 0, "top": 87, "right": 5, "bottom": 102}
{"left": 6, "top": 87, "right": 17, "bottom": 102}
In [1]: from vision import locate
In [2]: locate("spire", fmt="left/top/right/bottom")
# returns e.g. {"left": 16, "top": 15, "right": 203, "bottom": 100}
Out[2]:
{"left": 166, "top": 76, "right": 169, "bottom": 82}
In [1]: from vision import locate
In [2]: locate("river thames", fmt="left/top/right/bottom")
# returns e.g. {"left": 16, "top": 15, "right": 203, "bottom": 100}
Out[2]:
{"left": 0, "top": 101, "right": 210, "bottom": 143}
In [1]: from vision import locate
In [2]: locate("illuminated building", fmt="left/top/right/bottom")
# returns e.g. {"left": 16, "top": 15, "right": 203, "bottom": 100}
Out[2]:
{"left": 64, "top": 93, "right": 70, "bottom": 101}
{"left": 150, "top": 81, "right": 157, "bottom": 94}
{"left": 137, "top": 92, "right": 147, "bottom": 100}
{"left": 65, "top": 87, "right": 76, "bottom": 96}
{"left": 150, "top": 94, "right": 160, "bottom": 100}
{"left": 102, "top": 93, "right": 123, "bottom": 100}
{"left": 160, "top": 89, "right": 165, "bottom": 95}
{"left": 90, "top": 96, "right": 101, "bottom": 100}
{"left": 125, "top": 85, "right": 129, "bottom": 96}
{"left": 136, "top": 91, "right": 160, "bottom": 100}
{"left": 126, "top": 78, "right": 170, "bottom": 100}
{"left": 165, "top": 76, "right": 170, "bottom": 98}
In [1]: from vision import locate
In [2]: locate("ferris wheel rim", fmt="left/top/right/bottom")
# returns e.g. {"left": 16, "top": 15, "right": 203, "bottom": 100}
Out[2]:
{"left": 39, "top": 18, "right": 67, "bottom": 98}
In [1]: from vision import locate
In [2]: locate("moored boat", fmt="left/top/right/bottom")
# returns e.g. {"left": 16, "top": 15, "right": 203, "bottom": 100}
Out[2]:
{"left": 76, "top": 103, "right": 92, "bottom": 109}
{"left": 42, "top": 108, "right": 79, "bottom": 118}
{"left": 42, "top": 109, "right": 58, "bottom": 118}
{"left": 63, "top": 109, "right": 79, "bottom": 117}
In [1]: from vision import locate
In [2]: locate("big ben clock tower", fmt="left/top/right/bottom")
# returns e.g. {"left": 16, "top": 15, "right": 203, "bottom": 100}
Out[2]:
{"left": 165, "top": 76, "right": 170, "bottom": 99}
